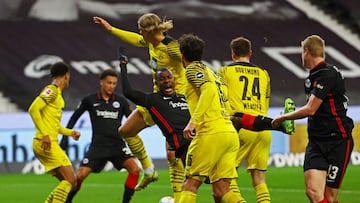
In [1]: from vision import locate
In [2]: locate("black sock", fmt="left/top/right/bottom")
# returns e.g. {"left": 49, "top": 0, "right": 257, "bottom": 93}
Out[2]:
{"left": 122, "top": 186, "right": 135, "bottom": 203}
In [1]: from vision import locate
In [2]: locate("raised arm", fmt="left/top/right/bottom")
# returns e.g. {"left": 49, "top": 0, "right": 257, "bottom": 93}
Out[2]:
{"left": 119, "top": 54, "right": 149, "bottom": 107}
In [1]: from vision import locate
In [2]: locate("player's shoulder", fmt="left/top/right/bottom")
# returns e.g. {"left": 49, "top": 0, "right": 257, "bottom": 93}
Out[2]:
{"left": 162, "top": 35, "right": 176, "bottom": 45}
{"left": 40, "top": 84, "right": 59, "bottom": 97}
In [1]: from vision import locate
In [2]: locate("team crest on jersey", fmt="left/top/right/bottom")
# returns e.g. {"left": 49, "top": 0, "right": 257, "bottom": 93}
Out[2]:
{"left": 304, "top": 79, "right": 311, "bottom": 88}
{"left": 195, "top": 71, "right": 204, "bottom": 79}
{"left": 42, "top": 88, "right": 53, "bottom": 96}
{"left": 112, "top": 101, "right": 120, "bottom": 108}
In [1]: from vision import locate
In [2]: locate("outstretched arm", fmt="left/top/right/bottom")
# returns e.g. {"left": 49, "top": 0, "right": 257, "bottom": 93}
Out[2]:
{"left": 119, "top": 54, "right": 149, "bottom": 107}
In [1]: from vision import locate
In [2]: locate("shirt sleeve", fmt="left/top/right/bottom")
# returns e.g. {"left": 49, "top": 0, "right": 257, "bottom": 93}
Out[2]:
{"left": 28, "top": 96, "right": 48, "bottom": 137}
{"left": 311, "top": 72, "right": 336, "bottom": 100}
{"left": 66, "top": 98, "right": 87, "bottom": 129}
{"left": 120, "top": 63, "right": 150, "bottom": 108}
{"left": 59, "top": 126, "right": 74, "bottom": 136}
{"left": 111, "top": 27, "right": 148, "bottom": 48}
{"left": 28, "top": 85, "right": 58, "bottom": 137}
{"left": 190, "top": 82, "right": 215, "bottom": 125}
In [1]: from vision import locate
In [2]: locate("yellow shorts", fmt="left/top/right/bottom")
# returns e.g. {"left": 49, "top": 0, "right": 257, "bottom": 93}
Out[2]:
{"left": 136, "top": 105, "right": 155, "bottom": 126}
{"left": 32, "top": 139, "right": 72, "bottom": 174}
{"left": 184, "top": 131, "right": 239, "bottom": 183}
{"left": 236, "top": 129, "right": 271, "bottom": 170}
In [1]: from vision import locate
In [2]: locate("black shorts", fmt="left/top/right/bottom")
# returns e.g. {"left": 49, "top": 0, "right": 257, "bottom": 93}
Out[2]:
{"left": 80, "top": 145, "right": 134, "bottom": 173}
{"left": 304, "top": 136, "right": 354, "bottom": 188}
{"left": 168, "top": 143, "right": 189, "bottom": 166}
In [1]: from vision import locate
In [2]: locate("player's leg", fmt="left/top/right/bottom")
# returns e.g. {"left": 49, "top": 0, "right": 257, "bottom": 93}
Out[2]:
{"left": 304, "top": 169, "right": 327, "bottom": 202}
{"left": 231, "top": 98, "right": 296, "bottom": 134}
{"left": 65, "top": 166, "right": 92, "bottom": 203}
{"left": 121, "top": 157, "right": 141, "bottom": 203}
{"left": 212, "top": 132, "right": 243, "bottom": 203}
{"left": 179, "top": 178, "right": 202, "bottom": 203}
{"left": 33, "top": 140, "right": 75, "bottom": 203}
{"left": 118, "top": 108, "right": 158, "bottom": 190}
{"left": 323, "top": 137, "right": 353, "bottom": 203}
{"left": 246, "top": 130, "right": 271, "bottom": 203}
{"left": 51, "top": 165, "right": 77, "bottom": 203}
{"left": 167, "top": 147, "right": 184, "bottom": 202}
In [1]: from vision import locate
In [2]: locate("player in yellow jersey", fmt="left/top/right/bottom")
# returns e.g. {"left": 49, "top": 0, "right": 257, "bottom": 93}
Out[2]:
{"left": 93, "top": 14, "right": 186, "bottom": 192}
{"left": 219, "top": 37, "right": 271, "bottom": 203}
{"left": 178, "top": 33, "right": 242, "bottom": 203}
{"left": 28, "top": 62, "right": 81, "bottom": 203}
{"left": 218, "top": 37, "right": 294, "bottom": 203}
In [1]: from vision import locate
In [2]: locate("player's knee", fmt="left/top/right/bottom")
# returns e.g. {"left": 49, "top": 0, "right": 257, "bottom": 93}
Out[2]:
{"left": 166, "top": 150, "right": 176, "bottom": 161}
{"left": 305, "top": 187, "right": 322, "bottom": 202}
{"left": 118, "top": 126, "right": 130, "bottom": 138}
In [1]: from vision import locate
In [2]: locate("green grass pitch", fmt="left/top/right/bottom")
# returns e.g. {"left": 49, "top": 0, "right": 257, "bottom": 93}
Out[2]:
{"left": 1, "top": 165, "right": 359, "bottom": 203}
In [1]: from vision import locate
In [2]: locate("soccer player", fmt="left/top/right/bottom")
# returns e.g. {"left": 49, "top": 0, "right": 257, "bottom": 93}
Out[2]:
{"left": 178, "top": 33, "right": 242, "bottom": 203}
{"left": 119, "top": 54, "right": 190, "bottom": 201}
{"left": 60, "top": 69, "right": 141, "bottom": 203}
{"left": 272, "top": 35, "right": 354, "bottom": 203}
{"left": 93, "top": 13, "right": 187, "bottom": 190}
{"left": 218, "top": 36, "right": 294, "bottom": 203}
{"left": 28, "top": 62, "right": 80, "bottom": 203}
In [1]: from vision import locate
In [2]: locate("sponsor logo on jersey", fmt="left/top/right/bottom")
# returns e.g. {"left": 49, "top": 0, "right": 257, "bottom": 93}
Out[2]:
{"left": 195, "top": 71, "right": 204, "bottom": 79}
{"left": 96, "top": 110, "right": 119, "bottom": 119}
{"left": 93, "top": 103, "right": 101, "bottom": 107}
{"left": 169, "top": 101, "right": 188, "bottom": 110}
{"left": 112, "top": 101, "right": 120, "bottom": 108}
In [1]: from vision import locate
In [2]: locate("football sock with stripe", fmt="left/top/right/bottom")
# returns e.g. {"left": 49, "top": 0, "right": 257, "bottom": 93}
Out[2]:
{"left": 123, "top": 173, "right": 139, "bottom": 203}
{"left": 51, "top": 180, "right": 72, "bottom": 203}
{"left": 179, "top": 190, "right": 196, "bottom": 203}
{"left": 254, "top": 183, "right": 271, "bottom": 203}
{"left": 125, "top": 135, "right": 153, "bottom": 171}
{"left": 168, "top": 158, "right": 185, "bottom": 202}
{"left": 229, "top": 179, "right": 247, "bottom": 203}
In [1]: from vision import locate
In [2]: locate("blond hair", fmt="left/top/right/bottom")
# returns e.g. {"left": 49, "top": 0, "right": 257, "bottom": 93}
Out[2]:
{"left": 137, "top": 13, "right": 173, "bottom": 32}
{"left": 302, "top": 35, "right": 325, "bottom": 58}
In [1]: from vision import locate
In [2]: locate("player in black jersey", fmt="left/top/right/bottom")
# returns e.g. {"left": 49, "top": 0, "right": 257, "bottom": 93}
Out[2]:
{"left": 60, "top": 69, "right": 141, "bottom": 203}
{"left": 119, "top": 54, "right": 190, "bottom": 202}
{"left": 272, "top": 35, "right": 354, "bottom": 203}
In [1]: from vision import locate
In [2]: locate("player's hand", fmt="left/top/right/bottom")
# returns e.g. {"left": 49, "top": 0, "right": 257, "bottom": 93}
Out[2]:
{"left": 41, "top": 135, "right": 51, "bottom": 151}
{"left": 71, "top": 130, "right": 81, "bottom": 141}
{"left": 271, "top": 115, "right": 284, "bottom": 128}
{"left": 93, "top": 16, "right": 112, "bottom": 32}
{"left": 183, "top": 122, "right": 196, "bottom": 140}
{"left": 118, "top": 46, "right": 128, "bottom": 63}
{"left": 59, "top": 135, "right": 69, "bottom": 150}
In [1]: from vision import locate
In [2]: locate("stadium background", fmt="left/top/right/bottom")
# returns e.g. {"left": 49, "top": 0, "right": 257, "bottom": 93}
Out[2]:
{"left": 0, "top": 0, "right": 359, "bottom": 173}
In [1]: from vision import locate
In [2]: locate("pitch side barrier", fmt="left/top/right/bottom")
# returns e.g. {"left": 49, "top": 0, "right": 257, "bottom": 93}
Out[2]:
{"left": 0, "top": 107, "right": 359, "bottom": 174}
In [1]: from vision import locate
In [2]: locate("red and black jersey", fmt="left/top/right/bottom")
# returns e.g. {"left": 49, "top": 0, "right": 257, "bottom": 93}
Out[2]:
{"left": 121, "top": 66, "right": 191, "bottom": 152}
{"left": 304, "top": 62, "right": 354, "bottom": 139}
{"left": 66, "top": 92, "right": 132, "bottom": 147}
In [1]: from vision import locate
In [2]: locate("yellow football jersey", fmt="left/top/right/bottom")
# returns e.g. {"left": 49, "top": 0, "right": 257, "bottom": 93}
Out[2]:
{"left": 28, "top": 84, "right": 72, "bottom": 141}
{"left": 111, "top": 28, "right": 186, "bottom": 94}
{"left": 218, "top": 62, "right": 270, "bottom": 116}
{"left": 185, "top": 62, "right": 234, "bottom": 134}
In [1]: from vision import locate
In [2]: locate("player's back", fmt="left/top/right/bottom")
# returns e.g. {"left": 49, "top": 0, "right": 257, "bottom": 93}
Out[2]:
{"left": 218, "top": 62, "right": 270, "bottom": 116}
{"left": 185, "top": 62, "right": 234, "bottom": 134}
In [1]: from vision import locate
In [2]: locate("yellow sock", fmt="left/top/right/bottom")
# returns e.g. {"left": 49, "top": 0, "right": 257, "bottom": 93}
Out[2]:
{"left": 44, "top": 191, "right": 54, "bottom": 203}
{"left": 52, "top": 180, "right": 72, "bottom": 203}
{"left": 179, "top": 190, "right": 196, "bottom": 203}
{"left": 221, "top": 190, "right": 246, "bottom": 203}
{"left": 229, "top": 179, "right": 247, "bottom": 203}
{"left": 168, "top": 158, "right": 185, "bottom": 202}
{"left": 254, "top": 183, "right": 271, "bottom": 203}
{"left": 125, "top": 135, "right": 152, "bottom": 170}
